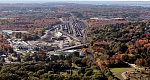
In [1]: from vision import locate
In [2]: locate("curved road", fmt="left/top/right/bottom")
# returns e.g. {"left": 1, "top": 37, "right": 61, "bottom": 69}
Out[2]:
{"left": 121, "top": 62, "right": 138, "bottom": 79}
{"left": 121, "top": 70, "right": 135, "bottom": 79}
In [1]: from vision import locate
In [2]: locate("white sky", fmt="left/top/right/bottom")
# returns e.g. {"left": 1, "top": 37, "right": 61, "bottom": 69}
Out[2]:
{"left": 0, "top": 0, "right": 150, "bottom": 2}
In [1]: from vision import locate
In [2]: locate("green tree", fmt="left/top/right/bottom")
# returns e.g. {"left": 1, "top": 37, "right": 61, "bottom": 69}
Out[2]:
{"left": 121, "top": 54, "right": 129, "bottom": 62}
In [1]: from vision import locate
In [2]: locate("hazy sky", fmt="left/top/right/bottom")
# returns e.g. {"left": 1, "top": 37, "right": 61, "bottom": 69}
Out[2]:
{"left": 0, "top": 0, "right": 150, "bottom": 3}
{"left": 0, "top": 0, "right": 150, "bottom": 2}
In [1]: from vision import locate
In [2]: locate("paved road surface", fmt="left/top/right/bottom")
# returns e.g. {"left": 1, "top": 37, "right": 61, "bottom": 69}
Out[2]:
{"left": 121, "top": 62, "right": 138, "bottom": 79}
{"left": 121, "top": 70, "right": 135, "bottom": 79}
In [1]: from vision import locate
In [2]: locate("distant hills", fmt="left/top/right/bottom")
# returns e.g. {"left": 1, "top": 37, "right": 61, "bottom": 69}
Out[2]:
{"left": 0, "top": 1, "right": 150, "bottom": 7}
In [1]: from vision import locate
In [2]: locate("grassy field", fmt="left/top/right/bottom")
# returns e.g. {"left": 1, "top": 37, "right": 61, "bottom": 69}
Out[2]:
{"left": 110, "top": 67, "right": 135, "bottom": 80}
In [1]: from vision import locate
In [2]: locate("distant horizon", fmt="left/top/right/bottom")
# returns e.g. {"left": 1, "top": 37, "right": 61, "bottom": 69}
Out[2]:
{"left": 0, "top": 1, "right": 150, "bottom": 3}
{"left": 0, "top": 0, "right": 150, "bottom": 2}
{"left": 0, "top": 1, "right": 150, "bottom": 6}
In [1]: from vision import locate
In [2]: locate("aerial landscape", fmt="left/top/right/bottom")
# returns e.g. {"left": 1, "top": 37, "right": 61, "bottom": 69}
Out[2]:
{"left": 0, "top": 0, "right": 149, "bottom": 80}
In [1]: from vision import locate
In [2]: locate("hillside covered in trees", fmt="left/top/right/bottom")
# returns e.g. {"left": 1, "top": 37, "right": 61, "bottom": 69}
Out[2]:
{"left": 88, "top": 21, "right": 150, "bottom": 68}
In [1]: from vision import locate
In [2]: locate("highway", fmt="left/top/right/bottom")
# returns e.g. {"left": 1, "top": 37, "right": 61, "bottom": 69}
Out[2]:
{"left": 56, "top": 44, "right": 87, "bottom": 52}
{"left": 81, "top": 20, "right": 88, "bottom": 44}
